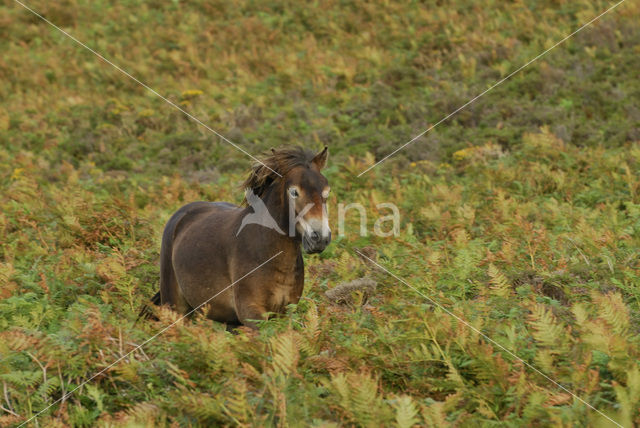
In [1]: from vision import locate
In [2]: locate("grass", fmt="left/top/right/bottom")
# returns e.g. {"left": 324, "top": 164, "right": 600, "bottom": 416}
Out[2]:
{"left": 1, "top": 0, "right": 640, "bottom": 426}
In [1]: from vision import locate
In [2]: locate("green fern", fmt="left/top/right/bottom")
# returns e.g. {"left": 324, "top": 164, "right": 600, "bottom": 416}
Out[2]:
{"left": 270, "top": 331, "right": 300, "bottom": 377}
{"left": 528, "top": 304, "right": 567, "bottom": 351}
{"left": 393, "top": 395, "right": 420, "bottom": 428}
{"left": 223, "top": 378, "right": 250, "bottom": 425}
{"left": 487, "top": 263, "right": 511, "bottom": 298}
{"left": 596, "top": 292, "right": 630, "bottom": 336}
{"left": 327, "top": 372, "right": 393, "bottom": 425}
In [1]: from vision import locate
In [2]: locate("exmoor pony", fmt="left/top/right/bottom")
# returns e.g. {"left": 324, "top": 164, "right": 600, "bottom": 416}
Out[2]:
{"left": 145, "top": 147, "right": 331, "bottom": 328}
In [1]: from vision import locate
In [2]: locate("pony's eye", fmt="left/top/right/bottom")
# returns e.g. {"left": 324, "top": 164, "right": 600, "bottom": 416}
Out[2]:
{"left": 289, "top": 187, "right": 299, "bottom": 198}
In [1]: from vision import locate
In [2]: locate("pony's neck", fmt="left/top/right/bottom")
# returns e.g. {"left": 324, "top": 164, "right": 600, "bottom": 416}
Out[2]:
{"left": 260, "top": 183, "right": 296, "bottom": 241}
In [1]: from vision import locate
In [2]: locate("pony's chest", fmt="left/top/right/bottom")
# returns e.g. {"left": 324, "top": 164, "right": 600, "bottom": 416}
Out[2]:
{"left": 268, "top": 268, "right": 302, "bottom": 311}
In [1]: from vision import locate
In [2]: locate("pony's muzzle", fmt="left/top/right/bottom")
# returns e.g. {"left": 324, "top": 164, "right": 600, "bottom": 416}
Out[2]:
{"left": 303, "top": 228, "right": 331, "bottom": 253}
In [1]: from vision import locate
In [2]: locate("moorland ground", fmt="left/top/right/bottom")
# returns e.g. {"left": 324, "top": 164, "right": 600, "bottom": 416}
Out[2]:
{"left": 1, "top": 0, "right": 640, "bottom": 426}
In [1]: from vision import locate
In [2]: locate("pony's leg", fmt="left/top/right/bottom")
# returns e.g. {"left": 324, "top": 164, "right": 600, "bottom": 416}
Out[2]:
{"left": 225, "top": 323, "right": 242, "bottom": 334}
{"left": 159, "top": 208, "right": 194, "bottom": 316}
{"left": 160, "top": 261, "right": 192, "bottom": 315}
{"left": 172, "top": 282, "right": 193, "bottom": 315}
{"left": 235, "top": 302, "right": 269, "bottom": 329}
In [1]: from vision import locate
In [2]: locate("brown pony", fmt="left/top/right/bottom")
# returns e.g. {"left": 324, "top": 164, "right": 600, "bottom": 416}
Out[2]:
{"left": 146, "top": 147, "right": 331, "bottom": 328}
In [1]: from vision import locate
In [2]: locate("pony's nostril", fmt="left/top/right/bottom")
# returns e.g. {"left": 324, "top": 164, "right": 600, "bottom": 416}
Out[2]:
{"left": 310, "top": 231, "right": 320, "bottom": 242}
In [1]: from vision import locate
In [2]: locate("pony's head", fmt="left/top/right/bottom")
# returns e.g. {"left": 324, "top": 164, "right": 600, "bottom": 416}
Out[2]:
{"left": 242, "top": 146, "right": 331, "bottom": 253}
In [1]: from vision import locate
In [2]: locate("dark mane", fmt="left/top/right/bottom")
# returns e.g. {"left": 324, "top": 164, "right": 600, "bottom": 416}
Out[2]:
{"left": 241, "top": 147, "right": 315, "bottom": 200}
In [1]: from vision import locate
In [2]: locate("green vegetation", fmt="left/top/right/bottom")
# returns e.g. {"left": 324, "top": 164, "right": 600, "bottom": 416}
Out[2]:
{"left": 1, "top": 0, "right": 639, "bottom": 426}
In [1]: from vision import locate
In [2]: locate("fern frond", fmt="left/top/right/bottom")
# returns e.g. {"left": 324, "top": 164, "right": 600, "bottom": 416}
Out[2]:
{"left": 0, "top": 370, "right": 41, "bottom": 388}
{"left": 528, "top": 304, "right": 566, "bottom": 352}
{"left": 393, "top": 395, "right": 420, "bottom": 428}
{"left": 223, "top": 378, "right": 250, "bottom": 424}
{"left": 611, "top": 366, "right": 640, "bottom": 427}
{"left": 172, "top": 387, "right": 224, "bottom": 421}
{"left": 571, "top": 303, "right": 589, "bottom": 325}
{"left": 327, "top": 372, "right": 392, "bottom": 425}
{"left": 350, "top": 373, "right": 380, "bottom": 424}
{"left": 299, "top": 302, "right": 321, "bottom": 356}
{"left": 421, "top": 401, "right": 449, "bottom": 427}
{"left": 330, "top": 372, "right": 350, "bottom": 404}
{"left": 595, "top": 292, "right": 630, "bottom": 336}
{"left": 85, "top": 384, "right": 104, "bottom": 412}
{"left": 270, "top": 331, "right": 299, "bottom": 376}
{"left": 487, "top": 263, "right": 511, "bottom": 297}
{"left": 126, "top": 401, "right": 160, "bottom": 424}
{"left": 36, "top": 376, "right": 61, "bottom": 400}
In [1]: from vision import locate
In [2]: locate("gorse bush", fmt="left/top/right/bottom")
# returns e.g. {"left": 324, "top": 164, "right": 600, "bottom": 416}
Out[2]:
{"left": 1, "top": 0, "right": 640, "bottom": 426}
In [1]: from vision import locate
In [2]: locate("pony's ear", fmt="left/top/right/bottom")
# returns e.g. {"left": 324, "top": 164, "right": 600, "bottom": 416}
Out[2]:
{"left": 311, "top": 146, "right": 329, "bottom": 170}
